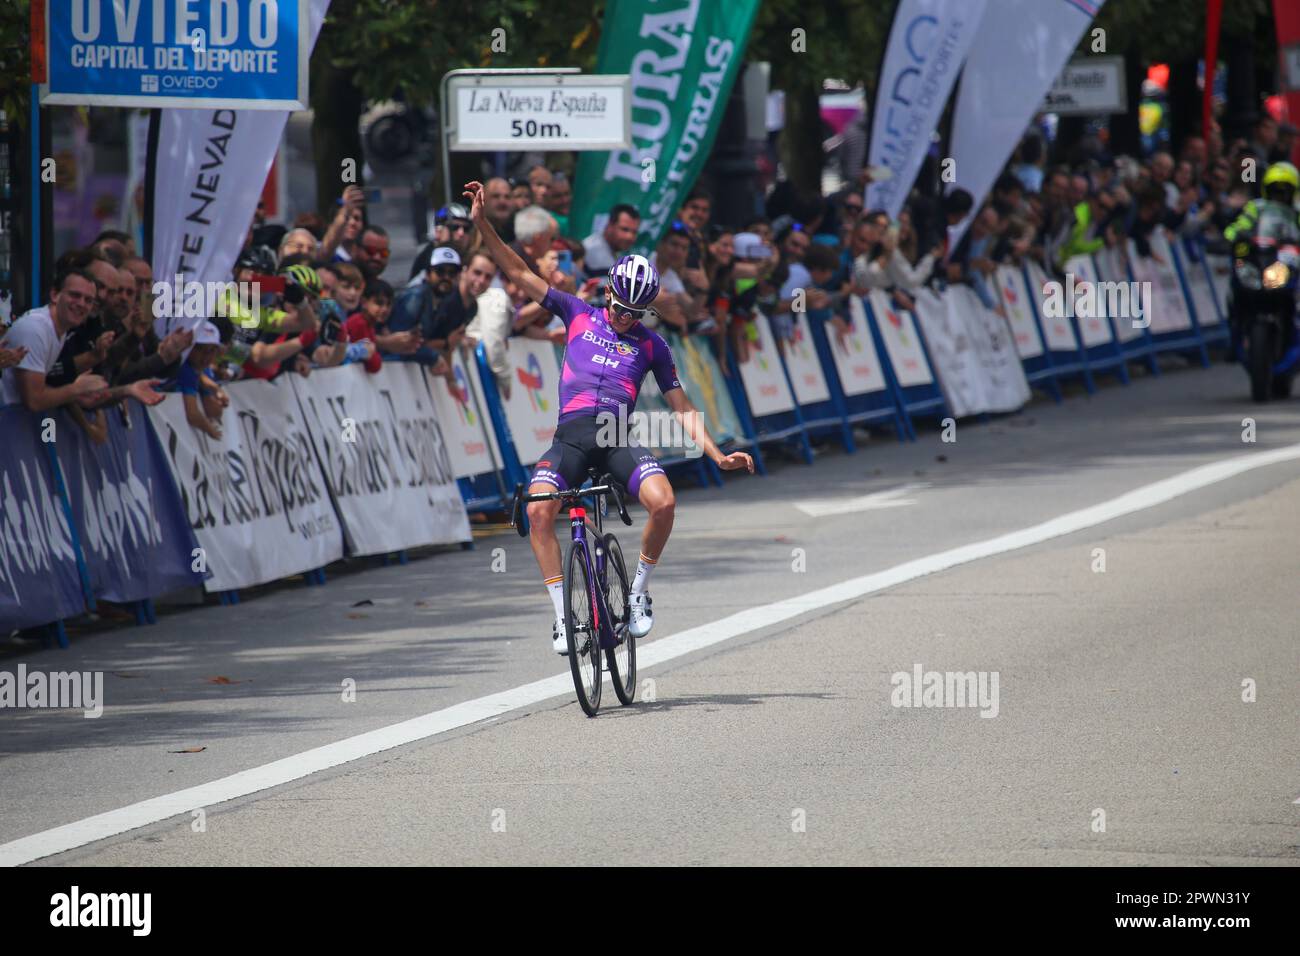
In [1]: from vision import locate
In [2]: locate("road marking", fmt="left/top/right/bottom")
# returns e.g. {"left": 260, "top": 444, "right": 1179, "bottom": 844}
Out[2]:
{"left": 4, "top": 443, "right": 1300, "bottom": 866}
{"left": 794, "top": 483, "right": 928, "bottom": 517}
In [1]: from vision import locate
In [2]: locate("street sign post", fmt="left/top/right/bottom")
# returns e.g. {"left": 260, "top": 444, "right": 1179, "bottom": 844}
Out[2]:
{"left": 38, "top": 0, "right": 309, "bottom": 110}
{"left": 439, "top": 69, "right": 631, "bottom": 204}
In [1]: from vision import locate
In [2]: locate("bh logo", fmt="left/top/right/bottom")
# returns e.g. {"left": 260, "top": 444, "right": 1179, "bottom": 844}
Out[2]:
{"left": 516, "top": 353, "right": 548, "bottom": 412}
{"left": 451, "top": 366, "right": 475, "bottom": 425}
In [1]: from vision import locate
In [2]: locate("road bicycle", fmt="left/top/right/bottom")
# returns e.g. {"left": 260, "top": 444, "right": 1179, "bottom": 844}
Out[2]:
{"left": 512, "top": 468, "right": 636, "bottom": 717}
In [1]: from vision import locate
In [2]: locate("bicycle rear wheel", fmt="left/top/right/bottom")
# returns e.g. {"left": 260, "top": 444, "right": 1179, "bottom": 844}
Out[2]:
{"left": 564, "top": 540, "right": 602, "bottom": 717}
{"left": 602, "top": 533, "right": 636, "bottom": 705}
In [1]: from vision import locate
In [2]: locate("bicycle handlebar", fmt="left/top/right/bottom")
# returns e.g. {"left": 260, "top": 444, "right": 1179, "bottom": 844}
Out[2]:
{"left": 509, "top": 474, "right": 633, "bottom": 537}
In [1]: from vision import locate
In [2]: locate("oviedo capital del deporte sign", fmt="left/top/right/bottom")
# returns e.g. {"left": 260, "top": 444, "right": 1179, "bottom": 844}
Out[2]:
{"left": 37, "top": 0, "right": 309, "bottom": 110}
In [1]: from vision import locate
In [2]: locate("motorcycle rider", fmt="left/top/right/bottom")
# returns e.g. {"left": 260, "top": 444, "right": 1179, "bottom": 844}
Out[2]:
{"left": 1223, "top": 161, "right": 1300, "bottom": 355}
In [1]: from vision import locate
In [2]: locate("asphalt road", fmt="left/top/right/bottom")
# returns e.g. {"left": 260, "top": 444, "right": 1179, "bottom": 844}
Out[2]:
{"left": 2, "top": 357, "right": 1298, "bottom": 866}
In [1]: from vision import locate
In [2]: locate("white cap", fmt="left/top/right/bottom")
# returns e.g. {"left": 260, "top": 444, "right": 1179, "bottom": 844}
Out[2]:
{"left": 733, "top": 232, "right": 773, "bottom": 260}
{"left": 429, "top": 247, "right": 462, "bottom": 269}
{"left": 192, "top": 321, "right": 221, "bottom": 346}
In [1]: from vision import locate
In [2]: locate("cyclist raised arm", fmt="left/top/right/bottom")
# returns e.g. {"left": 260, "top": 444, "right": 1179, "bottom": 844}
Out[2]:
{"left": 464, "top": 180, "right": 550, "bottom": 304}
{"left": 466, "top": 178, "right": 752, "bottom": 657}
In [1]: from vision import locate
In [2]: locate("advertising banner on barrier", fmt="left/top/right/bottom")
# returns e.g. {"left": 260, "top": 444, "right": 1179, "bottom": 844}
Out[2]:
{"left": 994, "top": 265, "right": 1046, "bottom": 359}
{"left": 1063, "top": 255, "right": 1115, "bottom": 347}
{"left": 1128, "top": 231, "right": 1193, "bottom": 335}
{"left": 1179, "top": 246, "right": 1223, "bottom": 327}
{"left": 53, "top": 403, "right": 205, "bottom": 604}
{"left": 500, "top": 338, "right": 562, "bottom": 466}
{"left": 1203, "top": 254, "right": 1231, "bottom": 319}
{"left": 0, "top": 409, "right": 86, "bottom": 631}
{"left": 430, "top": 350, "right": 503, "bottom": 480}
{"left": 785, "top": 316, "right": 832, "bottom": 405}
{"left": 866, "top": 290, "right": 933, "bottom": 387}
{"left": 1093, "top": 244, "right": 1145, "bottom": 343}
{"left": 951, "top": 286, "right": 1032, "bottom": 413}
{"left": 148, "top": 379, "right": 343, "bottom": 593}
{"left": 292, "top": 365, "right": 470, "bottom": 556}
{"left": 837, "top": 298, "right": 891, "bottom": 396}
{"left": 913, "top": 287, "right": 983, "bottom": 417}
{"left": 1025, "top": 261, "right": 1082, "bottom": 353}
{"left": 664, "top": 332, "right": 742, "bottom": 446}
{"left": 867, "top": 0, "right": 988, "bottom": 218}
{"left": 738, "top": 314, "right": 797, "bottom": 417}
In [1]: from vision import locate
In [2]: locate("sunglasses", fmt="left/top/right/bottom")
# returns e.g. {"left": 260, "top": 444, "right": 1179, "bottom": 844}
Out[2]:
{"left": 445, "top": 222, "right": 471, "bottom": 234}
{"left": 432, "top": 265, "right": 461, "bottom": 279}
{"left": 362, "top": 245, "right": 390, "bottom": 259}
{"left": 608, "top": 300, "right": 649, "bottom": 322}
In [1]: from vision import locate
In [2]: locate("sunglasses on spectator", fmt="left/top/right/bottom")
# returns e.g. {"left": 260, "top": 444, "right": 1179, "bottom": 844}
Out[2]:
{"left": 362, "top": 245, "right": 390, "bottom": 259}
{"left": 446, "top": 222, "right": 472, "bottom": 235}
{"left": 432, "top": 265, "right": 461, "bottom": 279}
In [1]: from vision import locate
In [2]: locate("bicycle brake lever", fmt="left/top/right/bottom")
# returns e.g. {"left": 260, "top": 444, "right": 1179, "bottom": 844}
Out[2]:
{"left": 606, "top": 474, "right": 633, "bottom": 526}
{"left": 511, "top": 483, "right": 528, "bottom": 537}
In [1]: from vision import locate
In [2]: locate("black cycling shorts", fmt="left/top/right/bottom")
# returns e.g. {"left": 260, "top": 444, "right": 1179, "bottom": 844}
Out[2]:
{"left": 529, "top": 417, "right": 666, "bottom": 498}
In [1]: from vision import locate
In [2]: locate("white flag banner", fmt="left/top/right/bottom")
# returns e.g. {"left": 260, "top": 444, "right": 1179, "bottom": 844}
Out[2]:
{"left": 947, "top": 0, "right": 1107, "bottom": 247}
{"left": 866, "top": 0, "right": 988, "bottom": 218}
{"left": 150, "top": 0, "right": 331, "bottom": 302}
{"left": 147, "top": 379, "right": 344, "bottom": 593}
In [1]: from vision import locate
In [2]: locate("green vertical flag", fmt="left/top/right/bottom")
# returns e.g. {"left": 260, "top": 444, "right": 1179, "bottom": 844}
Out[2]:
{"left": 569, "top": 0, "right": 761, "bottom": 253}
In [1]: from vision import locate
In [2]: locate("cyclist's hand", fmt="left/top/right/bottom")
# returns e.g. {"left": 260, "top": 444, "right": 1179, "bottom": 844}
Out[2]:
{"left": 463, "top": 181, "right": 486, "bottom": 222}
{"left": 715, "top": 450, "right": 754, "bottom": 473}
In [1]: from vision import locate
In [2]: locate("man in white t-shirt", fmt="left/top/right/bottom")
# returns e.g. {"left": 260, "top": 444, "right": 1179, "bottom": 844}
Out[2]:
{"left": 581, "top": 203, "right": 641, "bottom": 279}
{"left": 0, "top": 270, "right": 163, "bottom": 411}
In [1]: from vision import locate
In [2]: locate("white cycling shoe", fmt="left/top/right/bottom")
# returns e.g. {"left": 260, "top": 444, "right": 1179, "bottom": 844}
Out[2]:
{"left": 552, "top": 619, "right": 570, "bottom": 655}
{"left": 628, "top": 591, "right": 654, "bottom": 638}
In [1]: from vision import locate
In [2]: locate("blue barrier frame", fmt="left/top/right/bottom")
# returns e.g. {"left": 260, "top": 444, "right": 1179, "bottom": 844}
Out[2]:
{"left": 1172, "top": 238, "right": 1229, "bottom": 351}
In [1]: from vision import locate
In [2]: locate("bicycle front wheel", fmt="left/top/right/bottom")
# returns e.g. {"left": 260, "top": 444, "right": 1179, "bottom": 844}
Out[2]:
{"left": 602, "top": 533, "right": 635, "bottom": 706}
{"left": 564, "top": 539, "right": 602, "bottom": 717}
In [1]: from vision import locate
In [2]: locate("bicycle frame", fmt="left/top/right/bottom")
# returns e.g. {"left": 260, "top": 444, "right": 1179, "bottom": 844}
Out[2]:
{"left": 511, "top": 471, "right": 634, "bottom": 654}
{"left": 567, "top": 505, "right": 619, "bottom": 651}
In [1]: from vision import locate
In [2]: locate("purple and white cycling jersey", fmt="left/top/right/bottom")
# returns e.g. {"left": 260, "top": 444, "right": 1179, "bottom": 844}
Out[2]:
{"left": 542, "top": 288, "right": 681, "bottom": 425}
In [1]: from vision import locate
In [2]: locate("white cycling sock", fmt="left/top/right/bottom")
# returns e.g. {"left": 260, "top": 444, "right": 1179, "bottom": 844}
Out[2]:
{"left": 631, "top": 552, "right": 657, "bottom": 594}
{"left": 545, "top": 575, "right": 564, "bottom": 620}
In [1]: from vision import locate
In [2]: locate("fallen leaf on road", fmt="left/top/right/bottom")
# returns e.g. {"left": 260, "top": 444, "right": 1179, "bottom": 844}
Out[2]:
{"left": 347, "top": 613, "right": 368, "bottom": 620}
{"left": 170, "top": 746, "right": 206, "bottom": 754}
{"left": 204, "top": 676, "right": 248, "bottom": 685}
{"left": 414, "top": 600, "right": 428, "bottom": 607}
{"left": 351, "top": 599, "right": 374, "bottom": 607}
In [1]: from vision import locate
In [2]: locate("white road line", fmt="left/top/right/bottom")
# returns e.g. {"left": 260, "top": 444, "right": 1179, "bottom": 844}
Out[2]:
{"left": 4, "top": 443, "right": 1300, "bottom": 867}
{"left": 794, "top": 483, "right": 928, "bottom": 517}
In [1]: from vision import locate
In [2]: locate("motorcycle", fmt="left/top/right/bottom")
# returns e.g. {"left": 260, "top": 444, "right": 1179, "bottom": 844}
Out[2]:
{"left": 1231, "top": 205, "right": 1300, "bottom": 402}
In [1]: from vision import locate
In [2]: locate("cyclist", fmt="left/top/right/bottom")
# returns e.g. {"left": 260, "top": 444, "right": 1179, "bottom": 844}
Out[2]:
{"left": 464, "top": 180, "right": 755, "bottom": 654}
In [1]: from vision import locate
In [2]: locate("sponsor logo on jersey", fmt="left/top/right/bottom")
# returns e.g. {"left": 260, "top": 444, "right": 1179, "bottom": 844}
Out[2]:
{"left": 581, "top": 329, "right": 639, "bottom": 356}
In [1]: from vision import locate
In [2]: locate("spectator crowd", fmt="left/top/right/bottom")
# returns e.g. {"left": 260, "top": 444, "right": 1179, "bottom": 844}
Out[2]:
{"left": 2, "top": 112, "right": 1292, "bottom": 446}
